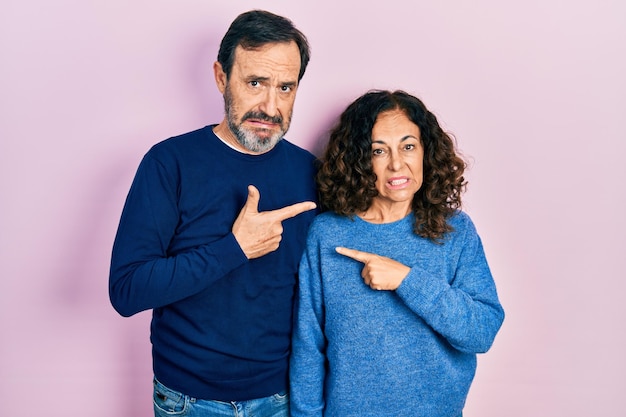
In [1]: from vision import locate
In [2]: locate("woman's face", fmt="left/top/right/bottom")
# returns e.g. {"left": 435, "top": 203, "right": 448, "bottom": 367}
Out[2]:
{"left": 370, "top": 109, "right": 424, "bottom": 211}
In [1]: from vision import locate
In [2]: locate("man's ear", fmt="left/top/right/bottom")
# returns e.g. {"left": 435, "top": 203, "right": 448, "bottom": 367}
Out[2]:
{"left": 213, "top": 61, "right": 227, "bottom": 94}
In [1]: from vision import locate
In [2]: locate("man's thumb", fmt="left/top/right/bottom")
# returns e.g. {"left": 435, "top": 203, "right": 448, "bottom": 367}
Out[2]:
{"left": 244, "top": 185, "right": 260, "bottom": 213}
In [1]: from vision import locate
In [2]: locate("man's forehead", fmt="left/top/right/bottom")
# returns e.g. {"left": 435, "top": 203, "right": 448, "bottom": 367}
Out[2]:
{"left": 232, "top": 42, "right": 301, "bottom": 77}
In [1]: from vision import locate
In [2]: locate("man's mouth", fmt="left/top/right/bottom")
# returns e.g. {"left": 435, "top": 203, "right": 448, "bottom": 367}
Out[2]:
{"left": 243, "top": 111, "right": 283, "bottom": 126}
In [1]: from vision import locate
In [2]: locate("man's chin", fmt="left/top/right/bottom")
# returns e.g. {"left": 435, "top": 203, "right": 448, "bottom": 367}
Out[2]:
{"left": 255, "top": 136, "right": 282, "bottom": 152}
{"left": 236, "top": 133, "right": 281, "bottom": 153}
{"left": 247, "top": 127, "right": 285, "bottom": 142}
{"left": 249, "top": 126, "right": 281, "bottom": 138}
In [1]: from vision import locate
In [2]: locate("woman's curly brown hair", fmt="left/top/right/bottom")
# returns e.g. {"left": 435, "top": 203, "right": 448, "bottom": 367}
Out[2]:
{"left": 317, "top": 90, "right": 467, "bottom": 241}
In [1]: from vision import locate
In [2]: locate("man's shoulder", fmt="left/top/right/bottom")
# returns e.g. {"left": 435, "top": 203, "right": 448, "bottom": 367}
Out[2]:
{"left": 151, "top": 126, "right": 211, "bottom": 150}
{"left": 142, "top": 126, "right": 217, "bottom": 163}
{"left": 278, "top": 138, "right": 316, "bottom": 161}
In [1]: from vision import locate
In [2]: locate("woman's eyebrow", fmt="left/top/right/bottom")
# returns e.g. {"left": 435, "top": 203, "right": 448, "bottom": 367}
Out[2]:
{"left": 372, "top": 135, "right": 418, "bottom": 144}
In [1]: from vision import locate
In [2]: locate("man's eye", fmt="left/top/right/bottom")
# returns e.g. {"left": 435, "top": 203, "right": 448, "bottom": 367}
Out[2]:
{"left": 281, "top": 85, "right": 292, "bottom": 92}
{"left": 249, "top": 81, "right": 259, "bottom": 87}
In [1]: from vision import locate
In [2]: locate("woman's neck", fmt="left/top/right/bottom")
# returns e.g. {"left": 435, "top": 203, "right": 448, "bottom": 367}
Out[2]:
{"left": 357, "top": 201, "right": 411, "bottom": 224}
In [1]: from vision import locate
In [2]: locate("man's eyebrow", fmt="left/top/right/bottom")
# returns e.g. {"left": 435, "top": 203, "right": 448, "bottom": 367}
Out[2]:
{"left": 244, "top": 75, "right": 270, "bottom": 82}
{"left": 244, "top": 76, "right": 298, "bottom": 87}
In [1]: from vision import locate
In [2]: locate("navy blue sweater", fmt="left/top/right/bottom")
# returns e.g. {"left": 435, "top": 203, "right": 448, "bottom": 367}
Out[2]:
{"left": 109, "top": 126, "right": 318, "bottom": 401}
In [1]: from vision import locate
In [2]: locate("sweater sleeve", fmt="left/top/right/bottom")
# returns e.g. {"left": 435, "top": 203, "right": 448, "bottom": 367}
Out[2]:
{"left": 395, "top": 216, "right": 504, "bottom": 354}
{"left": 109, "top": 152, "right": 248, "bottom": 317}
{"left": 290, "top": 233, "right": 326, "bottom": 417}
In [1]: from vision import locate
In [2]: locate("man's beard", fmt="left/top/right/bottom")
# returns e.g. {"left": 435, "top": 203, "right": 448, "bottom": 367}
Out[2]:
{"left": 224, "top": 85, "right": 291, "bottom": 153}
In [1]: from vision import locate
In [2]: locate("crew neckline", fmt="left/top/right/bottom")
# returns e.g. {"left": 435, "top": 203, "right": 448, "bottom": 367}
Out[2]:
{"left": 354, "top": 212, "right": 414, "bottom": 227}
{"left": 206, "top": 125, "right": 282, "bottom": 161}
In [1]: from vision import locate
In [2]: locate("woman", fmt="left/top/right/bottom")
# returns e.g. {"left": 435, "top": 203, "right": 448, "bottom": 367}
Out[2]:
{"left": 289, "top": 90, "right": 504, "bottom": 417}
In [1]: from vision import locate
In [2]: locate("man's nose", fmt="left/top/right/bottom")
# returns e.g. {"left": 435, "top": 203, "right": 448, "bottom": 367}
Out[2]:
{"left": 259, "top": 88, "right": 279, "bottom": 117}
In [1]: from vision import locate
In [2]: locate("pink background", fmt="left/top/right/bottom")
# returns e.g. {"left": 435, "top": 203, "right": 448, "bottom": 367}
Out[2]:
{"left": 2, "top": 1, "right": 625, "bottom": 416}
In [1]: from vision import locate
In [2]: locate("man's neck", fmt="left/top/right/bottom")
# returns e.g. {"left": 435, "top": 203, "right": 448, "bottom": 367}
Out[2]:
{"left": 213, "top": 121, "right": 259, "bottom": 155}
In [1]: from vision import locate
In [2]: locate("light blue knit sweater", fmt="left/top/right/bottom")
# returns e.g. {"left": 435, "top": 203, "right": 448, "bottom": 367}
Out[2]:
{"left": 290, "top": 211, "right": 504, "bottom": 417}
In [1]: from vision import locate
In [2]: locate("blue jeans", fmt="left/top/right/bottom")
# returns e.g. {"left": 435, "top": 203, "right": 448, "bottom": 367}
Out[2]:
{"left": 153, "top": 378, "right": 289, "bottom": 417}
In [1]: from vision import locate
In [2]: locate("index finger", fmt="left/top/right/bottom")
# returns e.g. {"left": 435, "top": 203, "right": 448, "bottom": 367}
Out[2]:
{"left": 335, "top": 247, "right": 372, "bottom": 263}
{"left": 272, "top": 201, "right": 317, "bottom": 221}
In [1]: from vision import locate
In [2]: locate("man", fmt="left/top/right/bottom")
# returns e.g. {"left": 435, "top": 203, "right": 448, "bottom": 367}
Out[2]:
{"left": 109, "top": 10, "right": 317, "bottom": 417}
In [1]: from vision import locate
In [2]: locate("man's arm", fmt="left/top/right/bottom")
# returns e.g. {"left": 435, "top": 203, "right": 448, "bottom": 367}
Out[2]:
{"left": 108, "top": 153, "right": 249, "bottom": 317}
{"left": 109, "top": 154, "right": 316, "bottom": 317}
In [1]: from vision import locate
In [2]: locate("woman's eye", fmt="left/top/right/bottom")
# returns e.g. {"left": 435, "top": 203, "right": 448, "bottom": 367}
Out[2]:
{"left": 404, "top": 144, "right": 415, "bottom": 151}
{"left": 372, "top": 149, "right": 384, "bottom": 156}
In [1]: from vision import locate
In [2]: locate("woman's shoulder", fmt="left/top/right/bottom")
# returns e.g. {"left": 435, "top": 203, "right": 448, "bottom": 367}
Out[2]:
{"left": 448, "top": 209, "right": 472, "bottom": 225}
{"left": 311, "top": 211, "right": 350, "bottom": 227}
{"left": 307, "top": 211, "right": 356, "bottom": 237}
{"left": 446, "top": 210, "right": 480, "bottom": 240}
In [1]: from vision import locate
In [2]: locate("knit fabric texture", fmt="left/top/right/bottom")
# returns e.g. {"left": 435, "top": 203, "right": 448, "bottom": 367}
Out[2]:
{"left": 290, "top": 211, "right": 504, "bottom": 417}
{"left": 110, "top": 126, "right": 318, "bottom": 400}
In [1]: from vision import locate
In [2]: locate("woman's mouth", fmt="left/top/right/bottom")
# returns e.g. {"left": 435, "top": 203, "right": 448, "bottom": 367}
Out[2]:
{"left": 387, "top": 178, "right": 409, "bottom": 188}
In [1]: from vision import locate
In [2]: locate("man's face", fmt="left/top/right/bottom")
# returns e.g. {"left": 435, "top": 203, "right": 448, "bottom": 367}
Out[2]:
{"left": 216, "top": 41, "right": 301, "bottom": 153}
